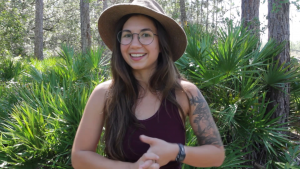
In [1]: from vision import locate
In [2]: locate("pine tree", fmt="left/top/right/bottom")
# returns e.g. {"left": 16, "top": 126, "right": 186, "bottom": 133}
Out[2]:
{"left": 267, "top": 0, "right": 290, "bottom": 128}
{"left": 241, "top": 0, "right": 260, "bottom": 39}
{"left": 80, "top": 0, "right": 91, "bottom": 54}
{"left": 34, "top": 0, "right": 44, "bottom": 60}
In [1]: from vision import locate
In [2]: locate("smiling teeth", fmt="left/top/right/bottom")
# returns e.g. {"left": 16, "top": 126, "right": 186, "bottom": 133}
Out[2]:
{"left": 131, "top": 54, "right": 145, "bottom": 57}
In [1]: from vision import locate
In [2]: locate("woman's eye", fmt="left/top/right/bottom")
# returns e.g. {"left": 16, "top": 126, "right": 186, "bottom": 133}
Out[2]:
{"left": 141, "top": 33, "right": 151, "bottom": 37}
{"left": 123, "top": 34, "right": 132, "bottom": 38}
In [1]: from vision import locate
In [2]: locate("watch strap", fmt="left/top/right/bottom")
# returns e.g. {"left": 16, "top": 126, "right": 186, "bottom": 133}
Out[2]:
{"left": 175, "top": 143, "right": 186, "bottom": 162}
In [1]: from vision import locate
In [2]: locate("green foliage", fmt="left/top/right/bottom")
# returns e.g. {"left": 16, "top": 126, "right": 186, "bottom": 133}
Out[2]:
{"left": 262, "top": 60, "right": 300, "bottom": 89}
{"left": 275, "top": 145, "right": 300, "bottom": 169}
{"left": 177, "top": 23, "right": 300, "bottom": 168}
{"left": 291, "top": 0, "right": 300, "bottom": 10}
{"left": 0, "top": 57, "right": 24, "bottom": 82}
{"left": 0, "top": 82, "right": 95, "bottom": 168}
{"left": 0, "top": 47, "right": 108, "bottom": 168}
{"left": 0, "top": 1, "right": 26, "bottom": 57}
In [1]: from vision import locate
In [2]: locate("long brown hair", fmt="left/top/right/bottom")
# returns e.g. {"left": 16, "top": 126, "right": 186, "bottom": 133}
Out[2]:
{"left": 103, "top": 14, "right": 186, "bottom": 161}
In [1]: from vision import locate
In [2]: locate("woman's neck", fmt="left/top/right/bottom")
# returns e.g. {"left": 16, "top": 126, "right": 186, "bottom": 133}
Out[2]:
{"left": 132, "top": 68, "right": 155, "bottom": 90}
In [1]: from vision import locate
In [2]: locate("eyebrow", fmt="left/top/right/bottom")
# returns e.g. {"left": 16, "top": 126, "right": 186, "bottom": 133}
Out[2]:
{"left": 122, "top": 28, "right": 153, "bottom": 32}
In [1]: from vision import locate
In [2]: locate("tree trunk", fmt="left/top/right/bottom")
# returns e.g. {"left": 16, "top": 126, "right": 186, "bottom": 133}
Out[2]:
{"left": 229, "top": 0, "right": 232, "bottom": 20}
{"left": 196, "top": 0, "right": 199, "bottom": 24}
{"left": 80, "top": 0, "right": 91, "bottom": 54}
{"left": 212, "top": 0, "right": 215, "bottom": 29}
{"left": 200, "top": 0, "right": 204, "bottom": 26}
{"left": 34, "top": 0, "right": 43, "bottom": 60}
{"left": 214, "top": 0, "right": 218, "bottom": 33}
{"left": 180, "top": 0, "right": 187, "bottom": 28}
{"left": 206, "top": 0, "right": 208, "bottom": 32}
{"left": 241, "top": 0, "right": 260, "bottom": 39}
{"left": 267, "top": 0, "right": 290, "bottom": 127}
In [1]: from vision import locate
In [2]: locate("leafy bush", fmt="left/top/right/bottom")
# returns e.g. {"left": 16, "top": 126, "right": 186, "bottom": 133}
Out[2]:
{"left": 0, "top": 2, "right": 26, "bottom": 57}
{"left": 178, "top": 23, "right": 300, "bottom": 168}
{"left": 0, "top": 57, "right": 24, "bottom": 82}
{"left": 0, "top": 46, "right": 108, "bottom": 168}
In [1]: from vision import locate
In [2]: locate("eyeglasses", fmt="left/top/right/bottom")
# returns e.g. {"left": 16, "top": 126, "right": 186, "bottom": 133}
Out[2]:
{"left": 117, "top": 30, "right": 158, "bottom": 45}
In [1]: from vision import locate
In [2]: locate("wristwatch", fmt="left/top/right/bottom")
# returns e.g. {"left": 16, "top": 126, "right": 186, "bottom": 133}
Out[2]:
{"left": 175, "top": 143, "right": 186, "bottom": 162}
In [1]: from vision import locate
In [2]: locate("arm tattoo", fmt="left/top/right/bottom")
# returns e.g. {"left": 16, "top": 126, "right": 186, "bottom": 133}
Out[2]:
{"left": 189, "top": 90, "right": 223, "bottom": 147}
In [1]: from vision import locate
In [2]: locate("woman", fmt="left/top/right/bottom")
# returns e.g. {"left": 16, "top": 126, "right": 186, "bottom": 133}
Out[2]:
{"left": 71, "top": 0, "right": 225, "bottom": 169}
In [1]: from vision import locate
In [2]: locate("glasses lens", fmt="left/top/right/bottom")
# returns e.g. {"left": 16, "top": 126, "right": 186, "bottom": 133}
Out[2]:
{"left": 118, "top": 31, "right": 132, "bottom": 45}
{"left": 139, "top": 30, "right": 154, "bottom": 45}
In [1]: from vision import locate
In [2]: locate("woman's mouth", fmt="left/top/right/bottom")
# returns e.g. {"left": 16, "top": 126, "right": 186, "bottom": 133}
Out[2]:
{"left": 130, "top": 53, "right": 146, "bottom": 61}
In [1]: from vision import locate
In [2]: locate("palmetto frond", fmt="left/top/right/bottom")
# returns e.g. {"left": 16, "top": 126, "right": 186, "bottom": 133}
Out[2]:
{"left": 261, "top": 60, "right": 300, "bottom": 89}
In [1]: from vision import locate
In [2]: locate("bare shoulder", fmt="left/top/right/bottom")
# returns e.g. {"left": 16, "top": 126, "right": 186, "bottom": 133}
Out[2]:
{"left": 175, "top": 80, "right": 199, "bottom": 116}
{"left": 94, "top": 80, "right": 112, "bottom": 94}
{"left": 179, "top": 80, "right": 199, "bottom": 96}
{"left": 89, "top": 80, "right": 111, "bottom": 100}
{"left": 86, "top": 79, "right": 113, "bottom": 113}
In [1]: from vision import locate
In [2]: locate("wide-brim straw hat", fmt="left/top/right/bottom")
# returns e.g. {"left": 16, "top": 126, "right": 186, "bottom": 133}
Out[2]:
{"left": 98, "top": 0, "right": 187, "bottom": 61}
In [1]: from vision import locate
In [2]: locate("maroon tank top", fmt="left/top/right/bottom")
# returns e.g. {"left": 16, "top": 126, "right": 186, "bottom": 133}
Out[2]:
{"left": 122, "top": 93, "right": 185, "bottom": 169}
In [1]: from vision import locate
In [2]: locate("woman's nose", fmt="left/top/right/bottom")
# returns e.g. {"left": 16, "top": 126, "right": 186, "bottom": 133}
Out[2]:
{"left": 130, "top": 34, "right": 142, "bottom": 47}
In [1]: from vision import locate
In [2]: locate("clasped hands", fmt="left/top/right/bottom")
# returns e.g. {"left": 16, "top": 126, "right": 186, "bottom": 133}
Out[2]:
{"left": 132, "top": 135, "right": 178, "bottom": 169}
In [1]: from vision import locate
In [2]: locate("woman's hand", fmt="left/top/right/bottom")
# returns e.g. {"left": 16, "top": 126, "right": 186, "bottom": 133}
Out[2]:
{"left": 139, "top": 160, "right": 160, "bottom": 169}
{"left": 140, "top": 135, "right": 179, "bottom": 167}
{"left": 131, "top": 152, "right": 160, "bottom": 169}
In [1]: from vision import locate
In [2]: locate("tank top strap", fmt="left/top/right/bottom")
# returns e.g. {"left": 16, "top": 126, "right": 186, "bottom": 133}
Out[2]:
{"left": 165, "top": 89, "right": 184, "bottom": 129}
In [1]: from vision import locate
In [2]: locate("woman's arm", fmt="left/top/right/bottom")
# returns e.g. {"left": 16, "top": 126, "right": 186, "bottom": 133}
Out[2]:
{"left": 72, "top": 150, "right": 159, "bottom": 169}
{"left": 72, "top": 81, "right": 125, "bottom": 169}
{"left": 183, "top": 83, "right": 225, "bottom": 167}
{"left": 71, "top": 81, "right": 159, "bottom": 169}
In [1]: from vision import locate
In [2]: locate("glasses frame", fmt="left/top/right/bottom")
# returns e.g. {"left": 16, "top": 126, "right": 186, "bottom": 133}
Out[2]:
{"left": 117, "top": 30, "right": 158, "bottom": 45}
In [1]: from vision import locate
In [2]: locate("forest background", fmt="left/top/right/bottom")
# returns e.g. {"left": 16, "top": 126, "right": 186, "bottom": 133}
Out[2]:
{"left": 1, "top": 0, "right": 300, "bottom": 169}
{"left": 1, "top": 0, "right": 300, "bottom": 59}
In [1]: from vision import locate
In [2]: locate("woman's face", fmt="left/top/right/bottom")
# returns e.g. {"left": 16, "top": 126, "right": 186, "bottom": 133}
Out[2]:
{"left": 120, "top": 15, "right": 160, "bottom": 72}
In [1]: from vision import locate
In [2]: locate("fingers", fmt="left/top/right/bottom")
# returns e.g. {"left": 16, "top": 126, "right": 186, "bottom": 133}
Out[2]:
{"left": 139, "top": 160, "right": 153, "bottom": 169}
{"left": 140, "top": 160, "right": 160, "bottom": 169}
{"left": 141, "top": 152, "right": 159, "bottom": 161}
{"left": 149, "top": 163, "right": 160, "bottom": 169}
{"left": 139, "top": 152, "right": 159, "bottom": 169}
{"left": 140, "top": 135, "right": 156, "bottom": 145}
